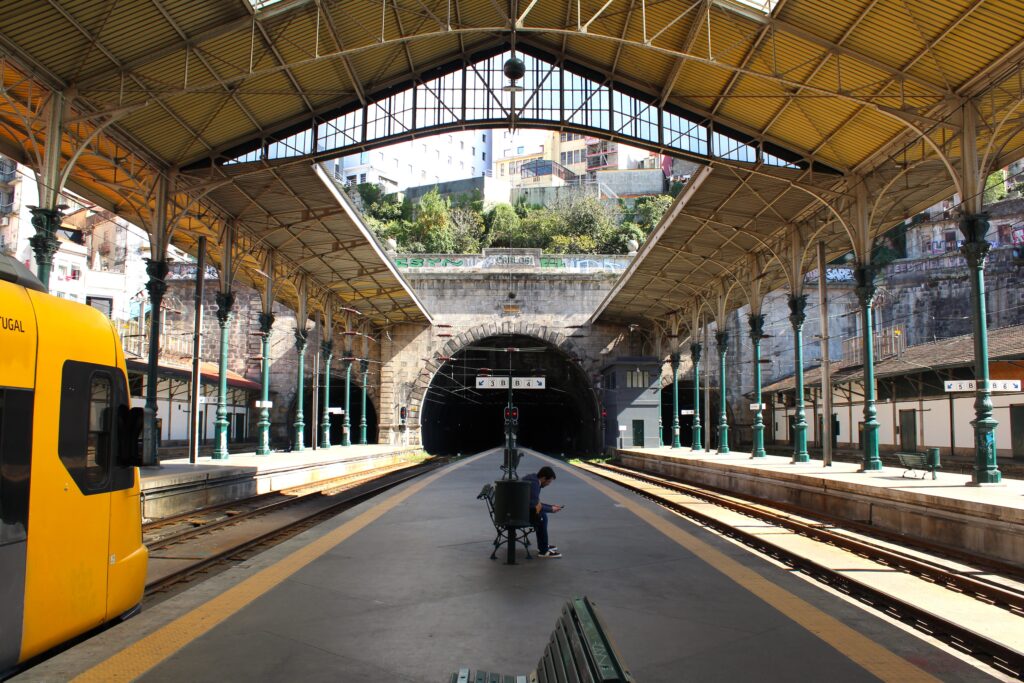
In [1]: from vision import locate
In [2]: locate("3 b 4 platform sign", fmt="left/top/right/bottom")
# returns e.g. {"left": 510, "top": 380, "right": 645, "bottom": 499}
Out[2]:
{"left": 475, "top": 377, "right": 546, "bottom": 389}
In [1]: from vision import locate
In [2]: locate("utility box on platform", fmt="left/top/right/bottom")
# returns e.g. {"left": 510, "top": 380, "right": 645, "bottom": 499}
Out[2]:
{"left": 600, "top": 356, "right": 661, "bottom": 450}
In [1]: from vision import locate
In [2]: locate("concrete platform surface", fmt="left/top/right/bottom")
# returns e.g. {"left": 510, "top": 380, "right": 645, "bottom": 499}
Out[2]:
{"left": 618, "top": 446, "right": 1024, "bottom": 567}
{"left": 140, "top": 444, "right": 422, "bottom": 519}
{"left": 19, "top": 450, "right": 998, "bottom": 682}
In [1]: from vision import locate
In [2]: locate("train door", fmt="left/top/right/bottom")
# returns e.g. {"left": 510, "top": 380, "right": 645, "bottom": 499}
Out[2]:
{"left": 1011, "top": 405, "right": 1024, "bottom": 460}
{"left": 898, "top": 410, "right": 917, "bottom": 452}
{"left": 632, "top": 420, "right": 644, "bottom": 448}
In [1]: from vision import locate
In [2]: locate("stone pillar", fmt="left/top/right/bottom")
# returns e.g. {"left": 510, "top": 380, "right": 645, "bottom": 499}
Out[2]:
{"left": 788, "top": 294, "right": 809, "bottom": 463}
{"left": 749, "top": 313, "right": 767, "bottom": 458}
{"left": 359, "top": 359, "right": 369, "bottom": 445}
{"left": 690, "top": 343, "right": 702, "bottom": 451}
{"left": 960, "top": 213, "right": 1002, "bottom": 484}
{"left": 670, "top": 353, "right": 681, "bottom": 448}
{"left": 716, "top": 330, "right": 730, "bottom": 454}
{"left": 320, "top": 342, "right": 333, "bottom": 448}
{"left": 142, "top": 258, "right": 168, "bottom": 466}
{"left": 293, "top": 328, "right": 308, "bottom": 452}
{"left": 28, "top": 207, "right": 62, "bottom": 292}
{"left": 256, "top": 312, "right": 275, "bottom": 455}
{"left": 212, "top": 292, "right": 234, "bottom": 460}
{"left": 854, "top": 267, "right": 882, "bottom": 471}
{"left": 343, "top": 356, "right": 353, "bottom": 447}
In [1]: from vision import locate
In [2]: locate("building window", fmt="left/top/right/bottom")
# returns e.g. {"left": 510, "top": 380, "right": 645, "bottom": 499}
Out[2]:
{"left": 359, "top": 173, "right": 366, "bottom": 183}
{"left": 86, "top": 296, "right": 113, "bottom": 318}
{"left": 346, "top": 175, "right": 357, "bottom": 184}
{"left": 471, "top": 167, "right": 476, "bottom": 175}
{"left": 460, "top": 141, "right": 464, "bottom": 149}
{"left": 625, "top": 370, "right": 650, "bottom": 388}
{"left": 482, "top": 134, "right": 487, "bottom": 141}
{"left": 517, "top": 146, "right": 524, "bottom": 154}
{"left": 472, "top": 147, "right": 476, "bottom": 155}
{"left": 482, "top": 152, "right": 487, "bottom": 161}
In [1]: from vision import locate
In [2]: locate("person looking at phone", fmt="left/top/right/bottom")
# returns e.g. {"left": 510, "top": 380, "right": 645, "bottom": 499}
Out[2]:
{"left": 522, "top": 466, "right": 563, "bottom": 558}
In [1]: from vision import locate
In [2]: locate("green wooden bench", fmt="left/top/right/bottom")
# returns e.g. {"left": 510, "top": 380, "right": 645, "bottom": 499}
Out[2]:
{"left": 450, "top": 596, "right": 634, "bottom": 683}
{"left": 477, "top": 483, "right": 534, "bottom": 560}
{"left": 895, "top": 451, "right": 937, "bottom": 480}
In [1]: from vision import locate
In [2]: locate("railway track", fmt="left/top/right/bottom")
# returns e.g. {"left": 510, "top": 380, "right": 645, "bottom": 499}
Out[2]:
{"left": 578, "top": 460, "right": 1024, "bottom": 678}
{"left": 144, "top": 459, "right": 443, "bottom": 598}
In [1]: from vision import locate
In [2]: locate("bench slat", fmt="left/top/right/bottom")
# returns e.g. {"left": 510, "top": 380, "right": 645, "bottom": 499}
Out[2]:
{"left": 554, "top": 618, "right": 583, "bottom": 683}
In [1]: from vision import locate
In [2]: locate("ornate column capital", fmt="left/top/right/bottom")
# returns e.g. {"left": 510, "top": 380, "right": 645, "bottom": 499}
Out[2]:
{"left": 854, "top": 265, "right": 876, "bottom": 308}
{"left": 959, "top": 212, "right": 991, "bottom": 269}
{"left": 359, "top": 358, "right": 369, "bottom": 373}
{"left": 215, "top": 291, "right": 235, "bottom": 324}
{"left": 295, "top": 327, "right": 308, "bottom": 351}
{"left": 689, "top": 342, "right": 702, "bottom": 364}
{"left": 144, "top": 259, "right": 169, "bottom": 300}
{"left": 258, "top": 312, "right": 275, "bottom": 335}
{"left": 788, "top": 293, "right": 808, "bottom": 330}
{"left": 748, "top": 313, "right": 765, "bottom": 341}
{"left": 321, "top": 340, "right": 333, "bottom": 357}
{"left": 28, "top": 206, "right": 61, "bottom": 263}
{"left": 669, "top": 352, "right": 681, "bottom": 370}
{"left": 715, "top": 330, "right": 729, "bottom": 352}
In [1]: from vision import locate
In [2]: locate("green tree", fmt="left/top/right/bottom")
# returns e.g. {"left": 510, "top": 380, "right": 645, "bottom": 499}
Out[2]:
{"left": 632, "top": 194, "right": 674, "bottom": 234}
{"left": 449, "top": 207, "right": 484, "bottom": 253}
{"left": 484, "top": 203, "right": 521, "bottom": 247}
{"left": 414, "top": 188, "right": 455, "bottom": 252}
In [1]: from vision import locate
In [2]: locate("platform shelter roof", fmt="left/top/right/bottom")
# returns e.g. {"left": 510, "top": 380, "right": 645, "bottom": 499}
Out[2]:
{"left": 0, "top": 0, "right": 1023, "bottom": 329}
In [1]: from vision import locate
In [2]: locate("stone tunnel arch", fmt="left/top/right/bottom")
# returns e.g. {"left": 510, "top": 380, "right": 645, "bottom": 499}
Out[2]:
{"left": 408, "top": 321, "right": 601, "bottom": 456}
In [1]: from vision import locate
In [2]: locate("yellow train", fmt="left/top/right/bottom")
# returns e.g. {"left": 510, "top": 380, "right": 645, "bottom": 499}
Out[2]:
{"left": 1, "top": 256, "right": 148, "bottom": 673}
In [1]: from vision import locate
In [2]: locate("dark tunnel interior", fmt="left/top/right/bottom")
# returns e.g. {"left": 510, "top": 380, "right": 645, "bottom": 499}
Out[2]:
{"left": 421, "top": 335, "right": 600, "bottom": 456}
{"left": 660, "top": 384, "right": 722, "bottom": 449}
{"left": 297, "top": 378, "right": 379, "bottom": 447}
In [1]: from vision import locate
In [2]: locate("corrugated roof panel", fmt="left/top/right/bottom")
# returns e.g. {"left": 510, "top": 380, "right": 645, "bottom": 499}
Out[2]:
{"left": 778, "top": 0, "right": 870, "bottom": 44}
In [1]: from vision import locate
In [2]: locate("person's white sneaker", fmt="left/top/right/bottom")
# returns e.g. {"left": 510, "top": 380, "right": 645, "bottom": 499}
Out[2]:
{"left": 538, "top": 549, "right": 562, "bottom": 558}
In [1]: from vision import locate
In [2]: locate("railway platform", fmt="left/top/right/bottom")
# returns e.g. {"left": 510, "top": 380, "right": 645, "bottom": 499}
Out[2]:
{"left": 140, "top": 444, "right": 423, "bottom": 520}
{"left": 617, "top": 446, "right": 1024, "bottom": 568}
{"left": 18, "top": 450, "right": 999, "bottom": 681}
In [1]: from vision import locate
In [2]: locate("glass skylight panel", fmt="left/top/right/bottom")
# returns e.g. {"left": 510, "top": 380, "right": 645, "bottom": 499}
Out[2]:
{"left": 728, "top": 0, "right": 778, "bottom": 13}
{"left": 245, "top": 0, "right": 289, "bottom": 11}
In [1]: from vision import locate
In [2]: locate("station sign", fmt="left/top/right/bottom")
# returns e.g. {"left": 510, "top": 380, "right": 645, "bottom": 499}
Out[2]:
{"left": 197, "top": 396, "right": 213, "bottom": 404}
{"left": 475, "top": 376, "right": 546, "bottom": 389}
{"left": 254, "top": 400, "right": 273, "bottom": 408}
{"left": 680, "top": 409, "right": 695, "bottom": 415}
{"left": 944, "top": 379, "right": 1021, "bottom": 392}
{"left": 328, "top": 407, "right": 346, "bottom": 414}
{"left": 749, "top": 403, "right": 766, "bottom": 410}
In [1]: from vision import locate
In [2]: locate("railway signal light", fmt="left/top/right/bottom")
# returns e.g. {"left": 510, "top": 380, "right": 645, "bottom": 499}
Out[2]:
{"left": 504, "top": 406, "right": 519, "bottom": 423}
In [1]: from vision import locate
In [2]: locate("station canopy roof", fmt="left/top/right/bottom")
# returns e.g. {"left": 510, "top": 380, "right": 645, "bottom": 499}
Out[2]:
{"left": 1, "top": 0, "right": 1023, "bottom": 330}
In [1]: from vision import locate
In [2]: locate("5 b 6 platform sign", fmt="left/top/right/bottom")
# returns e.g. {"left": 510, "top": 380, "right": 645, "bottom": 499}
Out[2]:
{"left": 944, "top": 379, "right": 1021, "bottom": 392}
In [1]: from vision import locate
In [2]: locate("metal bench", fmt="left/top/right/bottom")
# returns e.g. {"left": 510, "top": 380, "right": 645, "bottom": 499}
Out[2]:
{"left": 895, "top": 451, "right": 938, "bottom": 480}
{"left": 477, "top": 483, "right": 534, "bottom": 560}
{"left": 450, "top": 596, "right": 634, "bottom": 683}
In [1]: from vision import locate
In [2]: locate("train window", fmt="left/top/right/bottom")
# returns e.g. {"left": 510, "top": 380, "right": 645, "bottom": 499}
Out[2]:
{"left": 59, "top": 361, "right": 129, "bottom": 495}
{"left": 85, "top": 375, "right": 113, "bottom": 488}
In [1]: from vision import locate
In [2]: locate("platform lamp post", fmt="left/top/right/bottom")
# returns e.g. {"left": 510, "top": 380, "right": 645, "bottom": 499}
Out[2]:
{"left": 212, "top": 292, "right": 234, "bottom": 460}
{"left": 690, "top": 342, "right": 703, "bottom": 451}
{"left": 320, "top": 340, "right": 333, "bottom": 449}
{"left": 788, "top": 294, "right": 810, "bottom": 463}
{"left": 294, "top": 328, "right": 308, "bottom": 452}
{"left": 670, "top": 353, "right": 681, "bottom": 448}
{"left": 359, "top": 358, "right": 369, "bottom": 445}
{"left": 716, "top": 330, "right": 730, "bottom": 454}
{"left": 749, "top": 313, "right": 767, "bottom": 458}
{"left": 959, "top": 213, "right": 1002, "bottom": 484}
{"left": 256, "top": 312, "right": 275, "bottom": 456}
{"left": 342, "top": 354, "right": 353, "bottom": 446}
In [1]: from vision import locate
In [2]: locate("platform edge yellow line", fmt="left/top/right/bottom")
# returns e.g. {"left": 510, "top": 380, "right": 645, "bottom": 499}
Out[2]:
{"left": 73, "top": 458, "right": 472, "bottom": 682}
{"left": 567, "top": 462, "right": 941, "bottom": 683}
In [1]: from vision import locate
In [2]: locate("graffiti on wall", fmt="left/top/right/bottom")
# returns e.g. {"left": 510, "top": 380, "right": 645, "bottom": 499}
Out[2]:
{"left": 393, "top": 253, "right": 631, "bottom": 272}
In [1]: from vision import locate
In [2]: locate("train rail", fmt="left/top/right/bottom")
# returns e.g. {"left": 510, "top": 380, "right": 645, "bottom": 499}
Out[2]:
{"left": 144, "top": 459, "right": 443, "bottom": 598}
{"left": 578, "top": 460, "right": 1024, "bottom": 678}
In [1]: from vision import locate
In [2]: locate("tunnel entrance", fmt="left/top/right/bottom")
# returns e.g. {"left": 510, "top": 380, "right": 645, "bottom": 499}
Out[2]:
{"left": 420, "top": 334, "right": 600, "bottom": 457}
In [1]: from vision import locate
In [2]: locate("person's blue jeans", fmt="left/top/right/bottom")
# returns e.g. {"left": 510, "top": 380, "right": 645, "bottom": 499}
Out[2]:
{"left": 533, "top": 511, "right": 549, "bottom": 552}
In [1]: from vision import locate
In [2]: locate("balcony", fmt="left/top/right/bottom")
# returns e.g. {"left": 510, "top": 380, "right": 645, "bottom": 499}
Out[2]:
{"left": 841, "top": 325, "right": 907, "bottom": 365}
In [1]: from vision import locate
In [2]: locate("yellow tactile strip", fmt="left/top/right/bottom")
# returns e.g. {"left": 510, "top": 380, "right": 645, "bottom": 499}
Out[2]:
{"left": 73, "top": 457, "right": 473, "bottom": 682}
{"left": 566, "top": 460, "right": 943, "bottom": 683}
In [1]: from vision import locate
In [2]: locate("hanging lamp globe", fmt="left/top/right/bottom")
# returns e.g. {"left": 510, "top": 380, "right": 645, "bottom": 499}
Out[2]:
{"left": 503, "top": 56, "right": 526, "bottom": 82}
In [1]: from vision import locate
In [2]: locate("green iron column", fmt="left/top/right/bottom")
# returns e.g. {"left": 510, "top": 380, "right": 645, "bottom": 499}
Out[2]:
{"left": 212, "top": 292, "right": 234, "bottom": 460}
{"left": 960, "top": 214, "right": 1002, "bottom": 484}
{"left": 342, "top": 356, "right": 353, "bottom": 447}
{"left": 789, "top": 295, "right": 809, "bottom": 463}
{"left": 293, "top": 329, "right": 307, "bottom": 452}
{"left": 256, "top": 313, "right": 274, "bottom": 456}
{"left": 716, "top": 330, "right": 730, "bottom": 454}
{"left": 690, "top": 343, "right": 703, "bottom": 451}
{"left": 855, "top": 267, "right": 882, "bottom": 471}
{"left": 28, "top": 207, "right": 62, "bottom": 292}
{"left": 749, "top": 314, "right": 767, "bottom": 458}
{"left": 359, "top": 359, "right": 369, "bottom": 445}
{"left": 670, "top": 353, "right": 681, "bottom": 448}
{"left": 658, "top": 368, "right": 664, "bottom": 447}
{"left": 142, "top": 259, "right": 168, "bottom": 466}
{"left": 320, "top": 342, "right": 333, "bottom": 448}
